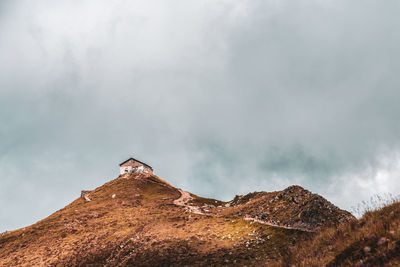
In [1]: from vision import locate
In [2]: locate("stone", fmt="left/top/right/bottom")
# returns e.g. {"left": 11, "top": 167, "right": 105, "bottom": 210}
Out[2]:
{"left": 378, "top": 237, "right": 387, "bottom": 246}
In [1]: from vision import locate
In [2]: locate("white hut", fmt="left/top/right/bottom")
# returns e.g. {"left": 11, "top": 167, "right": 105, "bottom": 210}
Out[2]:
{"left": 119, "top": 158, "right": 153, "bottom": 174}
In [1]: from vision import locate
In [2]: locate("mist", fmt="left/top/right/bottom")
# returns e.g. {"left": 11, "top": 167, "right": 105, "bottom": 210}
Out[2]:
{"left": 1, "top": 0, "right": 400, "bottom": 232}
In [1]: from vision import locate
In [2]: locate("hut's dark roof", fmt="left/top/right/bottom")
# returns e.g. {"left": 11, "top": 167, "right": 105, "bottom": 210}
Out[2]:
{"left": 119, "top": 157, "right": 153, "bottom": 170}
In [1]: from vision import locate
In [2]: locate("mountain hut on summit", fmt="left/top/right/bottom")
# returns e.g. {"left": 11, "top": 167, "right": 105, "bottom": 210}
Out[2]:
{"left": 119, "top": 158, "right": 153, "bottom": 175}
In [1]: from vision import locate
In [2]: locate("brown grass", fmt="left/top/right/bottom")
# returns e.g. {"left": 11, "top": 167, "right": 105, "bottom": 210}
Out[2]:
{"left": 279, "top": 201, "right": 400, "bottom": 266}
{"left": 3, "top": 173, "right": 377, "bottom": 266}
{"left": 0, "top": 173, "right": 309, "bottom": 267}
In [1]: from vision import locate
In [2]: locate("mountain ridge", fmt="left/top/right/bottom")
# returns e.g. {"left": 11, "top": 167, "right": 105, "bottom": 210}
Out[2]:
{"left": 0, "top": 173, "right": 354, "bottom": 266}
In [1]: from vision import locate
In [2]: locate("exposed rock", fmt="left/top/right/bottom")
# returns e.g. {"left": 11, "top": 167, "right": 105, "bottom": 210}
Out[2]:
{"left": 377, "top": 237, "right": 388, "bottom": 246}
{"left": 363, "top": 246, "right": 371, "bottom": 253}
{"left": 80, "top": 190, "right": 93, "bottom": 198}
{"left": 225, "top": 185, "right": 354, "bottom": 232}
{"left": 81, "top": 190, "right": 92, "bottom": 202}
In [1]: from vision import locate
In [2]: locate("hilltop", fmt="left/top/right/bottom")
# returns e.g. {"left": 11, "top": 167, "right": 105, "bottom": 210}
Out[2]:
{"left": 0, "top": 173, "right": 358, "bottom": 266}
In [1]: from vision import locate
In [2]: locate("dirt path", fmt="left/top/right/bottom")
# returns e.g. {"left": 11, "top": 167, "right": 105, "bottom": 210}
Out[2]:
{"left": 173, "top": 189, "right": 314, "bottom": 232}
{"left": 243, "top": 216, "right": 315, "bottom": 232}
{"left": 173, "top": 189, "right": 204, "bottom": 215}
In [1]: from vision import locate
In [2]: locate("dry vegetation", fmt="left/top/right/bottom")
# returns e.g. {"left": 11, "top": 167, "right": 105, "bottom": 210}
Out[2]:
{"left": 277, "top": 201, "right": 400, "bottom": 266}
{"left": 0, "top": 173, "right": 309, "bottom": 266}
{"left": 1, "top": 172, "right": 390, "bottom": 266}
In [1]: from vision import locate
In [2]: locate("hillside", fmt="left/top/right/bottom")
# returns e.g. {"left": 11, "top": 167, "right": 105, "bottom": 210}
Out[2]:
{"left": 279, "top": 200, "right": 400, "bottom": 266}
{"left": 220, "top": 185, "right": 353, "bottom": 232}
{"left": 0, "top": 173, "right": 353, "bottom": 266}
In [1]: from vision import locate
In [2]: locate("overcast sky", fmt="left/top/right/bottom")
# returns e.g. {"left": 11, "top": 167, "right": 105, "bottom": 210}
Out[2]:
{"left": 1, "top": 0, "right": 400, "bottom": 232}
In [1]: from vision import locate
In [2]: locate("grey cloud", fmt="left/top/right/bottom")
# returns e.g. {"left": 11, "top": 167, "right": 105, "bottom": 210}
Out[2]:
{"left": 1, "top": 0, "right": 400, "bottom": 231}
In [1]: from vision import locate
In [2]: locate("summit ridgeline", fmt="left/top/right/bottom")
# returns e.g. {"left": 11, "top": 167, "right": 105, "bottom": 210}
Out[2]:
{"left": 1, "top": 170, "right": 399, "bottom": 266}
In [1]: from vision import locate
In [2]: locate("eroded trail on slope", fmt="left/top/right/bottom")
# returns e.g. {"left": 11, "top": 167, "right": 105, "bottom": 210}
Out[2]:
{"left": 173, "top": 189, "right": 204, "bottom": 215}
{"left": 243, "top": 216, "right": 315, "bottom": 232}
{"left": 173, "top": 190, "right": 315, "bottom": 232}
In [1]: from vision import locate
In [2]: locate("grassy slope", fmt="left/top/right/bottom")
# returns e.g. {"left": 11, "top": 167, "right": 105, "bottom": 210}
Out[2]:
{"left": 0, "top": 173, "right": 308, "bottom": 266}
{"left": 280, "top": 201, "right": 400, "bottom": 266}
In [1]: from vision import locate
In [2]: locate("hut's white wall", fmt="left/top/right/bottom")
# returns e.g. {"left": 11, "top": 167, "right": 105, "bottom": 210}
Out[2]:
{"left": 119, "top": 164, "right": 153, "bottom": 175}
{"left": 120, "top": 166, "right": 133, "bottom": 174}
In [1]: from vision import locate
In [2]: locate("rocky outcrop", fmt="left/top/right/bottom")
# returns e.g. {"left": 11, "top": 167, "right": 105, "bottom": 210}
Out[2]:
{"left": 226, "top": 185, "right": 354, "bottom": 232}
{"left": 81, "top": 190, "right": 93, "bottom": 202}
{"left": 80, "top": 190, "right": 93, "bottom": 198}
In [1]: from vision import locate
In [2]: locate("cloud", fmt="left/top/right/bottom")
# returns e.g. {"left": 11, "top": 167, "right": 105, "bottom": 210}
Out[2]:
{"left": 1, "top": 0, "right": 400, "bottom": 231}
